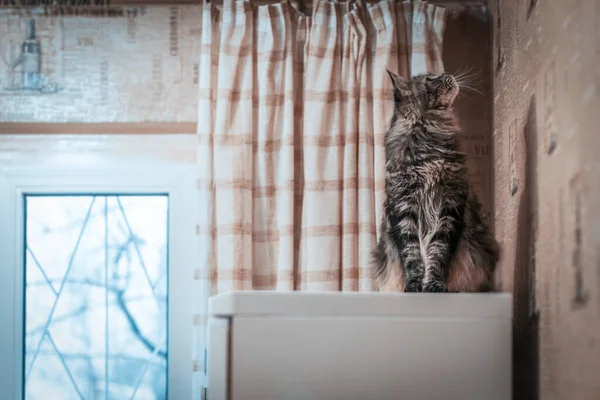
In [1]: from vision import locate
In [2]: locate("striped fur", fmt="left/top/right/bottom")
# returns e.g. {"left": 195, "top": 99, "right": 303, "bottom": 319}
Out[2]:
{"left": 372, "top": 71, "right": 499, "bottom": 293}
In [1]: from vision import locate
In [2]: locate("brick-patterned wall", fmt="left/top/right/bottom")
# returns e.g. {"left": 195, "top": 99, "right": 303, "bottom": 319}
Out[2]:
{"left": 489, "top": 0, "right": 600, "bottom": 399}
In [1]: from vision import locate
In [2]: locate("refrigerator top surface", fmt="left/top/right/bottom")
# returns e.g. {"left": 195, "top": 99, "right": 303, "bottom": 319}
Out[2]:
{"left": 208, "top": 291, "right": 512, "bottom": 319}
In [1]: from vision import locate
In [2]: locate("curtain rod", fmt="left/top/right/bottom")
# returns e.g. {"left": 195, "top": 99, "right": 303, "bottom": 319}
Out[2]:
{"left": 197, "top": 0, "right": 488, "bottom": 9}
{"left": 102, "top": 0, "right": 487, "bottom": 4}
{"left": 0, "top": 0, "right": 486, "bottom": 6}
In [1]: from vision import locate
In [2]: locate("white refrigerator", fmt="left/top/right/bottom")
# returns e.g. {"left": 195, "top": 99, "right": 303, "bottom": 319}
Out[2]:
{"left": 207, "top": 291, "right": 512, "bottom": 400}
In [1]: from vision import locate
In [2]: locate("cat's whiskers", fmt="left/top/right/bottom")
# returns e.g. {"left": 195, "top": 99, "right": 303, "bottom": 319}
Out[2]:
{"left": 456, "top": 83, "right": 483, "bottom": 96}
{"left": 452, "top": 66, "right": 474, "bottom": 79}
{"left": 453, "top": 66, "right": 480, "bottom": 81}
{"left": 454, "top": 73, "right": 484, "bottom": 96}
{"left": 452, "top": 67, "right": 484, "bottom": 96}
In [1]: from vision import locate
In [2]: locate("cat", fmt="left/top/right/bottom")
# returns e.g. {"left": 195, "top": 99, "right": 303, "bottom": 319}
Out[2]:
{"left": 372, "top": 70, "right": 499, "bottom": 293}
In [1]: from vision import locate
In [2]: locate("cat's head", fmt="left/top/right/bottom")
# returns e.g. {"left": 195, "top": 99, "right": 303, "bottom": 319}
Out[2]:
{"left": 387, "top": 70, "right": 459, "bottom": 120}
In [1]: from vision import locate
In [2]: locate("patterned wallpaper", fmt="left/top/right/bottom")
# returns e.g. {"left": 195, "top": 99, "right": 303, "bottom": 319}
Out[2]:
{"left": 0, "top": 6, "right": 202, "bottom": 123}
{"left": 489, "top": 0, "right": 600, "bottom": 399}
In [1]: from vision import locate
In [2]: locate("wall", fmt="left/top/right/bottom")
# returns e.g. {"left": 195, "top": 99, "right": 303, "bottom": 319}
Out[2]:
{"left": 0, "top": 133, "right": 196, "bottom": 165}
{"left": 0, "top": 6, "right": 200, "bottom": 123}
{"left": 0, "top": 5, "right": 199, "bottom": 136}
{"left": 489, "top": 0, "right": 600, "bottom": 399}
{"left": 440, "top": 3, "right": 494, "bottom": 221}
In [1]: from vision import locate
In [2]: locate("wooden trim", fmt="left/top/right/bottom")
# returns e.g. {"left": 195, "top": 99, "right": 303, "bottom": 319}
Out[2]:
{"left": 0, "top": 122, "right": 197, "bottom": 134}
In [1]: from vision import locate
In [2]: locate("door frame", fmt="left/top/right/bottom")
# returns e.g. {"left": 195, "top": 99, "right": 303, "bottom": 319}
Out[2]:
{"left": 0, "top": 161, "right": 197, "bottom": 400}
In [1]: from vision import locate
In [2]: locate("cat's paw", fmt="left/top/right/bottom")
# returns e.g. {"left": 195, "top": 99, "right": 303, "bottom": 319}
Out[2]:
{"left": 422, "top": 281, "right": 448, "bottom": 293}
{"left": 404, "top": 281, "right": 423, "bottom": 292}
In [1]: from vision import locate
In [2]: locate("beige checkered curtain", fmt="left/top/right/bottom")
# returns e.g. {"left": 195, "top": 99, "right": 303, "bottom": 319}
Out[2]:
{"left": 193, "top": 0, "right": 446, "bottom": 394}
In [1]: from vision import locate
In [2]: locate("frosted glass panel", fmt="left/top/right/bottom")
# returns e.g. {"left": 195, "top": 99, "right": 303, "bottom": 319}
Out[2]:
{"left": 24, "top": 195, "right": 169, "bottom": 400}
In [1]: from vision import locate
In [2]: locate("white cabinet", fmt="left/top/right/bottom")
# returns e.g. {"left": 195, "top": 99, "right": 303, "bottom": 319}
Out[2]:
{"left": 207, "top": 291, "right": 512, "bottom": 400}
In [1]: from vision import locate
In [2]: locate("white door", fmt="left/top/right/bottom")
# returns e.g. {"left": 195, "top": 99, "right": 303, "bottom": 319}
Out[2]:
{"left": 0, "top": 162, "right": 196, "bottom": 400}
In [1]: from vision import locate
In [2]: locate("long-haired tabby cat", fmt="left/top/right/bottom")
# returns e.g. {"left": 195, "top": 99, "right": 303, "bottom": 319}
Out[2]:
{"left": 372, "top": 70, "right": 499, "bottom": 293}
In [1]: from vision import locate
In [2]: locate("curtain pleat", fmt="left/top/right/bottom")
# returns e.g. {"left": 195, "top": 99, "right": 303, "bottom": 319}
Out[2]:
{"left": 193, "top": 0, "right": 447, "bottom": 395}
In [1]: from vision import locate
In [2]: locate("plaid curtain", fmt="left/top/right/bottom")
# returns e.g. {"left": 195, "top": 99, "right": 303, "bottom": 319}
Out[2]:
{"left": 193, "top": 0, "right": 446, "bottom": 395}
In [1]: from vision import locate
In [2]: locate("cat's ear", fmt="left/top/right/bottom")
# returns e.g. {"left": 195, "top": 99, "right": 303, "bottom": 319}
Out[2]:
{"left": 386, "top": 69, "right": 405, "bottom": 89}
{"left": 386, "top": 69, "right": 410, "bottom": 100}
